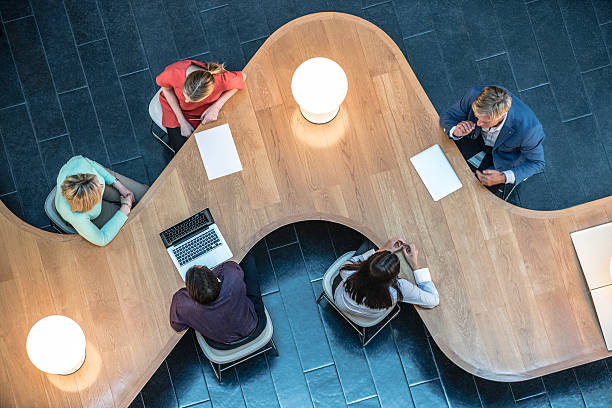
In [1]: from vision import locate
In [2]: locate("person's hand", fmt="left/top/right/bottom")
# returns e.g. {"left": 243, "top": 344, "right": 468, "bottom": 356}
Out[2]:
{"left": 402, "top": 243, "right": 420, "bottom": 270}
{"left": 124, "top": 190, "right": 135, "bottom": 205}
{"left": 452, "top": 120, "right": 476, "bottom": 138}
{"left": 179, "top": 119, "right": 194, "bottom": 137}
{"left": 476, "top": 169, "right": 506, "bottom": 186}
{"left": 200, "top": 105, "right": 220, "bottom": 124}
{"left": 382, "top": 237, "right": 405, "bottom": 253}
{"left": 120, "top": 194, "right": 133, "bottom": 208}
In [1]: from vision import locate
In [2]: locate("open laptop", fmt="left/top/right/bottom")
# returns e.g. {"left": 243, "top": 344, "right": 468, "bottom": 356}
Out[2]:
{"left": 160, "top": 208, "right": 233, "bottom": 281}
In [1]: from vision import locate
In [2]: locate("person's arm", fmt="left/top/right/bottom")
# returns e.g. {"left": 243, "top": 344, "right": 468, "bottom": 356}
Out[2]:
{"left": 162, "top": 87, "right": 194, "bottom": 137}
{"left": 440, "top": 87, "right": 480, "bottom": 138}
{"left": 70, "top": 211, "right": 128, "bottom": 247}
{"left": 88, "top": 159, "right": 116, "bottom": 185}
{"left": 169, "top": 290, "right": 189, "bottom": 332}
{"left": 508, "top": 126, "right": 546, "bottom": 184}
{"left": 201, "top": 72, "right": 247, "bottom": 124}
{"left": 397, "top": 275, "right": 439, "bottom": 308}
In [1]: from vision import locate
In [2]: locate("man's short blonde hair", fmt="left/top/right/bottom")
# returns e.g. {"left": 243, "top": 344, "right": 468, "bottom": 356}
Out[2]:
{"left": 472, "top": 86, "right": 512, "bottom": 119}
{"left": 61, "top": 173, "right": 103, "bottom": 213}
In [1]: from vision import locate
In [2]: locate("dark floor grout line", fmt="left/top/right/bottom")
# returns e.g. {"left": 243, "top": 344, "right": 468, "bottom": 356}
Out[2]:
{"left": 200, "top": 4, "right": 229, "bottom": 13}
{"left": 425, "top": 335, "right": 453, "bottom": 407}
{"left": 514, "top": 391, "right": 547, "bottom": 402}
{"left": 475, "top": 51, "right": 507, "bottom": 62}
{"left": 302, "top": 362, "right": 334, "bottom": 374}
{"left": 580, "top": 63, "right": 611, "bottom": 75}
{"left": 57, "top": 85, "right": 88, "bottom": 95}
{"left": 261, "top": 289, "right": 280, "bottom": 297}
{"left": 518, "top": 82, "right": 549, "bottom": 93}
{"left": 601, "top": 20, "right": 612, "bottom": 26}
{"left": 76, "top": 37, "right": 107, "bottom": 48}
{"left": 182, "top": 398, "right": 211, "bottom": 408}
{"left": 240, "top": 34, "right": 270, "bottom": 45}
{"left": 267, "top": 240, "right": 299, "bottom": 251}
{"left": 3, "top": 14, "right": 33, "bottom": 24}
{"left": 347, "top": 394, "right": 379, "bottom": 405}
{"left": 409, "top": 377, "right": 440, "bottom": 388}
{"left": 403, "top": 29, "right": 434, "bottom": 40}
{"left": 525, "top": 0, "right": 540, "bottom": 4}
{"left": 111, "top": 155, "right": 143, "bottom": 166}
{"left": 118, "top": 67, "right": 150, "bottom": 78}
{"left": 185, "top": 51, "right": 211, "bottom": 60}
{"left": 561, "top": 113, "right": 592, "bottom": 123}
{"left": 0, "top": 191, "right": 18, "bottom": 198}
{"left": 361, "top": 0, "right": 392, "bottom": 11}
{"left": 0, "top": 102, "right": 26, "bottom": 111}
{"left": 37, "top": 133, "right": 69, "bottom": 143}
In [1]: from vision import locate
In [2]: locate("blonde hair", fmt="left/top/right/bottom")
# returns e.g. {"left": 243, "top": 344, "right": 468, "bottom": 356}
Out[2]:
{"left": 61, "top": 173, "right": 103, "bottom": 213}
{"left": 183, "top": 62, "right": 226, "bottom": 102}
{"left": 472, "top": 86, "right": 512, "bottom": 119}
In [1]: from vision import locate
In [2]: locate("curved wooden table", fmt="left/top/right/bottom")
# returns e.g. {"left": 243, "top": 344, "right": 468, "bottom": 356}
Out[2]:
{"left": 1, "top": 12, "right": 611, "bottom": 407}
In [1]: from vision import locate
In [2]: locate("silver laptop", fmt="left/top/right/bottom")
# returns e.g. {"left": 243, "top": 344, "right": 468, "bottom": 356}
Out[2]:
{"left": 410, "top": 144, "right": 462, "bottom": 201}
{"left": 160, "top": 208, "right": 233, "bottom": 281}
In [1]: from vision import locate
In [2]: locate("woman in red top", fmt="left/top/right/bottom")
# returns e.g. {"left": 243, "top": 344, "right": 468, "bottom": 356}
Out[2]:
{"left": 156, "top": 60, "right": 246, "bottom": 152}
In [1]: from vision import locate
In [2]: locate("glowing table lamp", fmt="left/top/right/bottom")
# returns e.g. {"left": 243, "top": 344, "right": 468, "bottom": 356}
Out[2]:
{"left": 291, "top": 57, "right": 348, "bottom": 124}
{"left": 26, "top": 315, "right": 86, "bottom": 375}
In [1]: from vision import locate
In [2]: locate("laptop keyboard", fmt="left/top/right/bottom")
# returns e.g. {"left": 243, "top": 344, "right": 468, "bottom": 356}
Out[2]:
{"left": 161, "top": 209, "right": 211, "bottom": 247}
{"left": 172, "top": 228, "right": 222, "bottom": 266}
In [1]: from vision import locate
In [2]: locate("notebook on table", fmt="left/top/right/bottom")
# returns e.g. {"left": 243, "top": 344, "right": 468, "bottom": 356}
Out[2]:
{"left": 410, "top": 144, "right": 462, "bottom": 201}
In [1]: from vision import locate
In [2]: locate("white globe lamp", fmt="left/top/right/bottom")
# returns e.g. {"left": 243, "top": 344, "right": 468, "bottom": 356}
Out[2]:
{"left": 291, "top": 57, "right": 348, "bottom": 124}
{"left": 26, "top": 315, "right": 86, "bottom": 375}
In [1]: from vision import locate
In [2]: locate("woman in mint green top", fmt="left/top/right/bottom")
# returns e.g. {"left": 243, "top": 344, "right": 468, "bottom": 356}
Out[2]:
{"left": 55, "top": 156, "right": 145, "bottom": 246}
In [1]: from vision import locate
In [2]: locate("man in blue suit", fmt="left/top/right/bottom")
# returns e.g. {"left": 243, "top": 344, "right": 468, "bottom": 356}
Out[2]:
{"left": 440, "top": 86, "right": 545, "bottom": 197}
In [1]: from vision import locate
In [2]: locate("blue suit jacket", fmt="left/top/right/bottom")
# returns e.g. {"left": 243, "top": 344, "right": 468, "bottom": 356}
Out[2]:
{"left": 440, "top": 86, "right": 545, "bottom": 184}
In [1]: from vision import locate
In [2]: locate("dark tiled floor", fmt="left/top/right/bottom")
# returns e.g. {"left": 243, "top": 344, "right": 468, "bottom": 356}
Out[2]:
{"left": 1, "top": 0, "right": 612, "bottom": 407}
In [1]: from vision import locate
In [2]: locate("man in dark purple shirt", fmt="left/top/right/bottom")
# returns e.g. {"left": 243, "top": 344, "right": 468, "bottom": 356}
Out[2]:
{"left": 169, "top": 254, "right": 264, "bottom": 348}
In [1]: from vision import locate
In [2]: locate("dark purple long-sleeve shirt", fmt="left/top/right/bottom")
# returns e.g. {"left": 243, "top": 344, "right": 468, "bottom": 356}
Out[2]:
{"left": 169, "top": 261, "right": 257, "bottom": 343}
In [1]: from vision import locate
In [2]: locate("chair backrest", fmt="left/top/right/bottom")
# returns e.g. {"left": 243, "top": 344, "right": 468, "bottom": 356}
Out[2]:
{"left": 322, "top": 251, "right": 397, "bottom": 328}
{"left": 149, "top": 88, "right": 167, "bottom": 132}
{"left": 44, "top": 187, "right": 77, "bottom": 234}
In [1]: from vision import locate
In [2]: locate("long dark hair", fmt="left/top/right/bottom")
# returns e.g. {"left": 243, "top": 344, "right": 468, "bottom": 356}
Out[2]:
{"left": 342, "top": 250, "right": 403, "bottom": 309}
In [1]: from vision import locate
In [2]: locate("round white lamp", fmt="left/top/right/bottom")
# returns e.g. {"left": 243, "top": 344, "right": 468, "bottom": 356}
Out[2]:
{"left": 26, "top": 315, "right": 86, "bottom": 375}
{"left": 291, "top": 57, "right": 348, "bottom": 124}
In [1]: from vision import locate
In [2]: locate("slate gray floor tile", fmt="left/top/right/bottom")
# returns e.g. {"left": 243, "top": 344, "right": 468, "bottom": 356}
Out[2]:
{"left": 261, "top": 0, "right": 296, "bottom": 32}
{"left": 235, "top": 354, "right": 281, "bottom": 408}
{"left": 130, "top": 0, "right": 180, "bottom": 77}
{"left": 305, "top": 365, "right": 346, "bottom": 408}
{"left": 200, "top": 5, "right": 246, "bottom": 71}
{"left": 29, "top": 0, "right": 85, "bottom": 93}
{"left": 477, "top": 53, "right": 518, "bottom": 94}
{"left": 461, "top": 0, "right": 506, "bottom": 60}
{"left": 59, "top": 87, "right": 110, "bottom": 167}
{"left": 165, "top": 332, "right": 210, "bottom": 408}
{"left": 410, "top": 380, "right": 447, "bottom": 408}
{"left": 511, "top": 378, "right": 545, "bottom": 401}
{"left": 430, "top": 342, "right": 481, "bottom": 408}
{"left": 97, "top": 0, "right": 148, "bottom": 76}
{"left": 581, "top": 65, "right": 612, "bottom": 138}
{"left": 127, "top": 394, "right": 144, "bottom": 408}
{"left": 543, "top": 370, "right": 585, "bottom": 408}
{"left": 350, "top": 396, "right": 381, "bottom": 408}
{"left": 79, "top": 39, "right": 140, "bottom": 164}
{"left": 527, "top": 0, "right": 590, "bottom": 121}
{"left": 295, "top": 220, "right": 337, "bottom": 281}
{"left": 516, "top": 394, "right": 550, "bottom": 408}
{"left": 112, "top": 157, "right": 149, "bottom": 186}
{"left": 395, "top": 0, "right": 432, "bottom": 39}
{"left": 573, "top": 360, "right": 612, "bottom": 408}
{"left": 5, "top": 17, "right": 66, "bottom": 140}
{"left": 475, "top": 377, "right": 516, "bottom": 408}
{"left": 0, "top": 130, "right": 16, "bottom": 195}
{"left": 592, "top": 0, "right": 612, "bottom": 24}
{"left": 165, "top": 0, "right": 209, "bottom": 59}
{"left": 195, "top": 0, "right": 228, "bottom": 12}
{"left": 63, "top": 0, "right": 105, "bottom": 45}
{"left": 266, "top": 224, "right": 297, "bottom": 249}
{"left": 491, "top": 0, "right": 548, "bottom": 91}
{"left": 328, "top": 222, "right": 371, "bottom": 257}
{"left": 0, "top": 28, "right": 24, "bottom": 109}
{"left": 362, "top": 1, "right": 405, "bottom": 55}
{"left": 140, "top": 361, "right": 179, "bottom": 408}
{"left": 0, "top": 191, "right": 23, "bottom": 219}
{"left": 262, "top": 292, "right": 313, "bottom": 408}
{"left": 250, "top": 239, "right": 278, "bottom": 295}
{"left": 0, "top": 0, "right": 31, "bottom": 21}
{"left": 558, "top": 0, "right": 609, "bottom": 72}
{"left": 293, "top": 0, "right": 329, "bottom": 15}
{"left": 602, "top": 22, "right": 612, "bottom": 60}
{"left": 39, "top": 135, "right": 74, "bottom": 188}
{"left": 231, "top": 0, "right": 269, "bottom": 43}
{"left": 241, "top": 36, "right": 267, "bottom": 63}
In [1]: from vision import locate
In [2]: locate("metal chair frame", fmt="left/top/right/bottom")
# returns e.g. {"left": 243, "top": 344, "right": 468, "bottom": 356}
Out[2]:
{"left": 316, "top": 291, "right": 401, "bottom": 347}
{"left": 208, "top": 338, "right": 279, "bottom": 382}
{"left": 150, "top": 121, "right": 175, "bottom": 154}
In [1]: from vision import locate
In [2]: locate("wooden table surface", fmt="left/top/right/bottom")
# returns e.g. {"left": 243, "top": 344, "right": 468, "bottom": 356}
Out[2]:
{"left": 1, "top": 12, "right": 611, "bottom": 407}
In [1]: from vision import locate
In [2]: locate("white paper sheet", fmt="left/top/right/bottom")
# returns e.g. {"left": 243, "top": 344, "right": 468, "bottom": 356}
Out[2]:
{"left": 410, "top": 144, "right": 462, "bottom": 201}
{"left": 195, "top": 123, "right": 243, "bottom": 180}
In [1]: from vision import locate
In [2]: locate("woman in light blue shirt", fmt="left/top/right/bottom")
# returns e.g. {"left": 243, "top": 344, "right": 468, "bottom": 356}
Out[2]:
{"left": 55, "top": 156, "right": 147, "bottom": 246}
{"left": 333, "top": 238, "right": 439, "bottom": 319}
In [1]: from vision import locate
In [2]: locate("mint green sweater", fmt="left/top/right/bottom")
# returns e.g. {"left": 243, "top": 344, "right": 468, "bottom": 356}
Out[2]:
{"left": 55, "top": 156, "right": 128, "bottom": 246}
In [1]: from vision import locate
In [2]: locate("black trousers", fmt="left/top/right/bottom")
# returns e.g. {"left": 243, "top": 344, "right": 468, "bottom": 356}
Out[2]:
{"left": 453, "top": 136, "right": 512, "bottom": 199}
{"left": 167, "top": 127, "right": 188, "bottom": 153}
{"left": 204, "top": 253, "right": 266, "bottom": 350}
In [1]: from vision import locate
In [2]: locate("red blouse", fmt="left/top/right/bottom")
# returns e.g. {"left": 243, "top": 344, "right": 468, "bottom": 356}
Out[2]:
{"left": 155, "top": 60, "right": 245, "bottom": 128}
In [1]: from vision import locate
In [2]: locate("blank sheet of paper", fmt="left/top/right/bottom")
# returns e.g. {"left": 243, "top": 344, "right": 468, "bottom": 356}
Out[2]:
{"left": 195, "top": 123, "right": 243, "bottom": 180}
{"left": 410, "top": 144, "right": 462, "bottom": 201}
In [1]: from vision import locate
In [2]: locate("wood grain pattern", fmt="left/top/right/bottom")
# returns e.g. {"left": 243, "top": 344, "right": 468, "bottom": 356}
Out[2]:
{"left": 0, "top": 12, "right": 611, "bottom": 407}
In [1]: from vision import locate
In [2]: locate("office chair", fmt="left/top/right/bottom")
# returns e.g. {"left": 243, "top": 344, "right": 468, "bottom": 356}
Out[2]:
{"left": 148, "top": 88, "right": 175, "bottom": 154}
{"left": 195, "top": 307, "right": 278, "bottom": 382}
{"left": 44, "top": 187, "right": 77, "bottom": 234}
{"left": 316, "top": 251, "right": 401, "bottom": 347}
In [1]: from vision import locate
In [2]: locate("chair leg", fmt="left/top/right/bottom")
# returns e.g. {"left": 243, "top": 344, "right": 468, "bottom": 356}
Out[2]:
{"left": 150, "top": 122, "right": 175, "bottom": 154}
{"left": 362, "top": 306, "right": 401, "bottom": 347}
{"left": 209, "top": 359, "right": 221, "bottom": 383}
{"left": 270, "top": 338, "right": 280, "bottom": 357}
{"left": 316, "top": 292, "right": 326, "bottom": 304}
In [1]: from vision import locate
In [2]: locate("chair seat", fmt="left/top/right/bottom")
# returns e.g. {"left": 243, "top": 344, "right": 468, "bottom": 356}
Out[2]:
{"left": 195, "top": 308, "right": 274, "bottom": 365}
{"left": 322, "top": 251, "right": 396, "bottom": 328}
{"left": 44, "top": 187, "right": 77, "bottom": 234}
{"left": 149, "top": 88, "right": 167, "bottom": 133}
